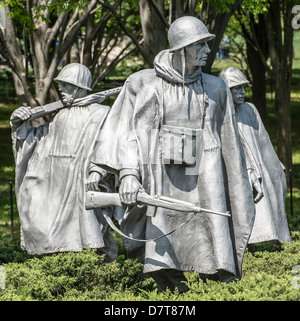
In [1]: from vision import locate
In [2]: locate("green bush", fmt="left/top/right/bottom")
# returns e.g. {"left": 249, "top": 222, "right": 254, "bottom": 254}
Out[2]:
{"left": 0, "top": 248, "right": 156, "bottom": 301}
{"left": 0, "top": 235, "right": 32, "bottom": 264}
{"left": 180, "top": 273, "right": 300, "bottom": 301}
{"left": 1, "top": 234, "right": 300, "bottom": 301}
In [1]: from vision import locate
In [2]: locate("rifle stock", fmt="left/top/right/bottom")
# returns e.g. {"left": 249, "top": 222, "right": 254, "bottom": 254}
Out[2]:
{"left": 85, "top": 190, "right": 231, "bottom": 217}
{"left": 86, "top": 191, "right": 122, "bottom": 209}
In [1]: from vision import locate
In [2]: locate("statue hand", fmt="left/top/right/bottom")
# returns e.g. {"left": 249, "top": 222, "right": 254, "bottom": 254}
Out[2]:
{"left": 253, "top": 184, "right": 264, "bottom": 204}
{"left": 10, "top": 107, "right": 32, "bottom": 125}
{"left": 119, "top": 175, "right": 142, "bottom": 205}
{"left": 249, "top": 170, "right": 264, "bottom": 204}
{"left": 85, "top": 172, "right": 102, "bottom": 191}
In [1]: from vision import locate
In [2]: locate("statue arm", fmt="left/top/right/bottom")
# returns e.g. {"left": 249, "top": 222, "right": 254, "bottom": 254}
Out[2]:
{"left": 85, "top": 163, "right": 108, "bottom": 191}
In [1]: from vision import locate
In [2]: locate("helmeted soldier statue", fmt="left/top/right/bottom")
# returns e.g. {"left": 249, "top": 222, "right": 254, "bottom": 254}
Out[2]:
{"left": 219, "top": 67, "right": 291, "bottom": 245}
{"left": 10, "top": 63, "right": 118, "bottom": 260}
{"left": 87, "top": 17, "right": 257, "bottom": 292}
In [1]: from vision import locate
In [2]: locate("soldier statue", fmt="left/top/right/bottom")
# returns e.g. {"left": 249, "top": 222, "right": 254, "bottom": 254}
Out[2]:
{"left": 219, "top": 67, "right": 291, "bottom": 245}
{"left": 10, "top": 63, "right": 118, "bottom": 261}
{"left": 87, "top": 17, "right": 257, "bottom": 292}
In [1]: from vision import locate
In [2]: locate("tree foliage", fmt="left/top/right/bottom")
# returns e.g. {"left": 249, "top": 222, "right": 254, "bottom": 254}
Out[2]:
{"left": 0, "top": 0, "right": 246, "bottom": 106}
{"left": 0, "top": 0, "right": 295, "bottom": 177}
{"left": 0, "top": 0, "right": 142, "bottom": 105}
{"left": 224, "top": 0, "right": 295, "bottom": 178}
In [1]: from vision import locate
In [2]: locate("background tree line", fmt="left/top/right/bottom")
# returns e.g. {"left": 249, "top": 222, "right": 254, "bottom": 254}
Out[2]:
{"left": 0, "top": 0, "right": 297, "bottom": 179}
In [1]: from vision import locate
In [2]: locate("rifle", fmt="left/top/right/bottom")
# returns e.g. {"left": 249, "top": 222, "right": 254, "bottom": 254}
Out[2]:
{"left": 13, "top": 86, "right": 122, "bottom": 124}
{"left": 85, "top": 190, "right": 231, "bottom": 217}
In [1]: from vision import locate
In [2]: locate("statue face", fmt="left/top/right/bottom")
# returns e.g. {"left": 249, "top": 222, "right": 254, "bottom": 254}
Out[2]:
{"left": 59, "top": 82, "right": 77, "bottom": 104}
{"left": 185, "top": 41, "right": 211, "bottom": 67}
{"left": 231, "top": 85, "right": 246, "bottom": 106}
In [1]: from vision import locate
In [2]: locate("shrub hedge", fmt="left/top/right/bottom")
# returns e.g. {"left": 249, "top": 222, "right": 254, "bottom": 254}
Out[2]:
{"left": 1, "top": 231, "right": 300, "bottom": 301}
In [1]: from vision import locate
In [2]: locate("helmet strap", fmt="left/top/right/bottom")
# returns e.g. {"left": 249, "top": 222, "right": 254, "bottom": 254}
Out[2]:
{"left": 181, "top": 48, "right": 186, "bottom": 95}
{"left": 66, "top": 87, "right": 79, "bottom": 107}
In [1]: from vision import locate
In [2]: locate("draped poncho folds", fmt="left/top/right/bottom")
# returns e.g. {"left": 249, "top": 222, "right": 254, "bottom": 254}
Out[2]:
{"left": 12, "top": 103, "right": 117, "bottom": 257}
{"left": 91, "top": 49, "right": 256, "bottom": 278}
{"left": 236, "top": 102, "right": 291, "bottom": 244}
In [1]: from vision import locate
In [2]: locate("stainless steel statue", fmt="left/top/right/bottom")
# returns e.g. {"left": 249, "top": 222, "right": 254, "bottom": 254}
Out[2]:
{"left": 219, "top": 67, "right": 291, "bottom": 245}
{"left": 10, "top": 63, "right": 118, "bottom": 260}
{"left": 88, "top": 17, "right": 257, "bottom": 292}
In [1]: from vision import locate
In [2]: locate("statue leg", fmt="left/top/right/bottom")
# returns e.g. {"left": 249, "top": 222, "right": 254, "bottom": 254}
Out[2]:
{"left": 147, "top": 269, "right": 189, "bottom": 293}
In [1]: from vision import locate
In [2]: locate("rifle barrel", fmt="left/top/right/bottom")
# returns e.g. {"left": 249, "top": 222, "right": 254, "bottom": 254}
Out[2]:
{"left": 26, "top": 86, "right": 122, "bottom": 122}
{"left": 85, "top": 190, "right": 231, "bottom": 217}
{"left": 138, "top": 192, "right": 231, "bottom": 217}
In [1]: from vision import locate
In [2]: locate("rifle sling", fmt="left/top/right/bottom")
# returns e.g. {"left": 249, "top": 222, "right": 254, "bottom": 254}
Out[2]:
{"left": 103, "top": 211, "right": 194, "bottom": 243}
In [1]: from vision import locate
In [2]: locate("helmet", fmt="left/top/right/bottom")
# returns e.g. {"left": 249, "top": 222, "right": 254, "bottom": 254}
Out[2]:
{"left": 168, "top": 16, "right": 215, "bottom": 52}
{"left": 54, "top": 63, "right": 92, "bottom": 91}
{"left": 218, "top": 67, "right": 249, "bottom": 88}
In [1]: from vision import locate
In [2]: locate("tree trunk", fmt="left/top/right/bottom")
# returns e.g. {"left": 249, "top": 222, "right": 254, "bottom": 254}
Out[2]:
{"left": 202, "top": 12, "right": 231, "bottom": 73}
{"left": 264, "top": 0, "right": 294, "bottom": 180}
{"left": 247, "top": 42, "right": 267, "bottom": 119}
{"left": 239, "top": 13, "right": 268, "bottom": 119}
{"left": 0, "top": 5, "right": 36, "bottom": 106}
{"left": 169, "top": 0, "right": 184, "bottom": 23}
{"left": 139, "top": 0, "right": 168, "bottom": 66}
{"left": 185, "top": 0, "right": 197, "bottom": 16}
{"left": 30, "top": 22, "right": 49, "bottom": 105}
{"left": 70, "top": 42, "right": 80, "bottom": 63}
{"left": 11, "top": 71, "right": 28, "bottom": 106}
{"left": 274, "top": 68, "right": 292, "bottom": 175}
{"left": 1, "top": 0, "right": 140, "bottom": 106}
{"left": 42, "top": 0, "right": 98, "bottom": 103}
{"left": 201, "top": 1, "right": 243, "bottom": 74}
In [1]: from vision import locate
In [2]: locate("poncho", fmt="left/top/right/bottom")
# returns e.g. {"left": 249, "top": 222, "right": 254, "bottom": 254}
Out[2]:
{"left": 236, "top": 102, "right": 291, "bottom": 244}
{"left": 12, "top": 103, "right": 117, "bottom": 257}
{"left": 91, "top": 50, "right": 256, "bottom": 278}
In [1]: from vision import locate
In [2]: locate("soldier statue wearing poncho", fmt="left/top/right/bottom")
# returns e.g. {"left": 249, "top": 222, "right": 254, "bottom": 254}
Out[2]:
{"left": 219, "top": 67, "right": 291, "bottom": 245}
{"left": 11, "top": 63, "right": 117, "bottom": 260}
{"left": 88, "top": 17, "right": 258, "bottom": 292}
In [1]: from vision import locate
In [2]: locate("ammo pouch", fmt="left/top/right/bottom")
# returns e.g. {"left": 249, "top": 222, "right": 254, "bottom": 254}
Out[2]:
{"left": 161, "top": 125, "right": 202, "bottom": 166}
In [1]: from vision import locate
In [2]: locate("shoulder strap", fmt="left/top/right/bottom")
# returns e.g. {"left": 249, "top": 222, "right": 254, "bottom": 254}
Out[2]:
{"left": 103, "top": 211, "right": 193, "bottom": 243}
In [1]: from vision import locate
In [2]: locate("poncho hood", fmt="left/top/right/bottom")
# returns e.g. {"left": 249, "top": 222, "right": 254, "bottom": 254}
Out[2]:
{"left": 154, "top": 49, "right": 202, "bottom": 84}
